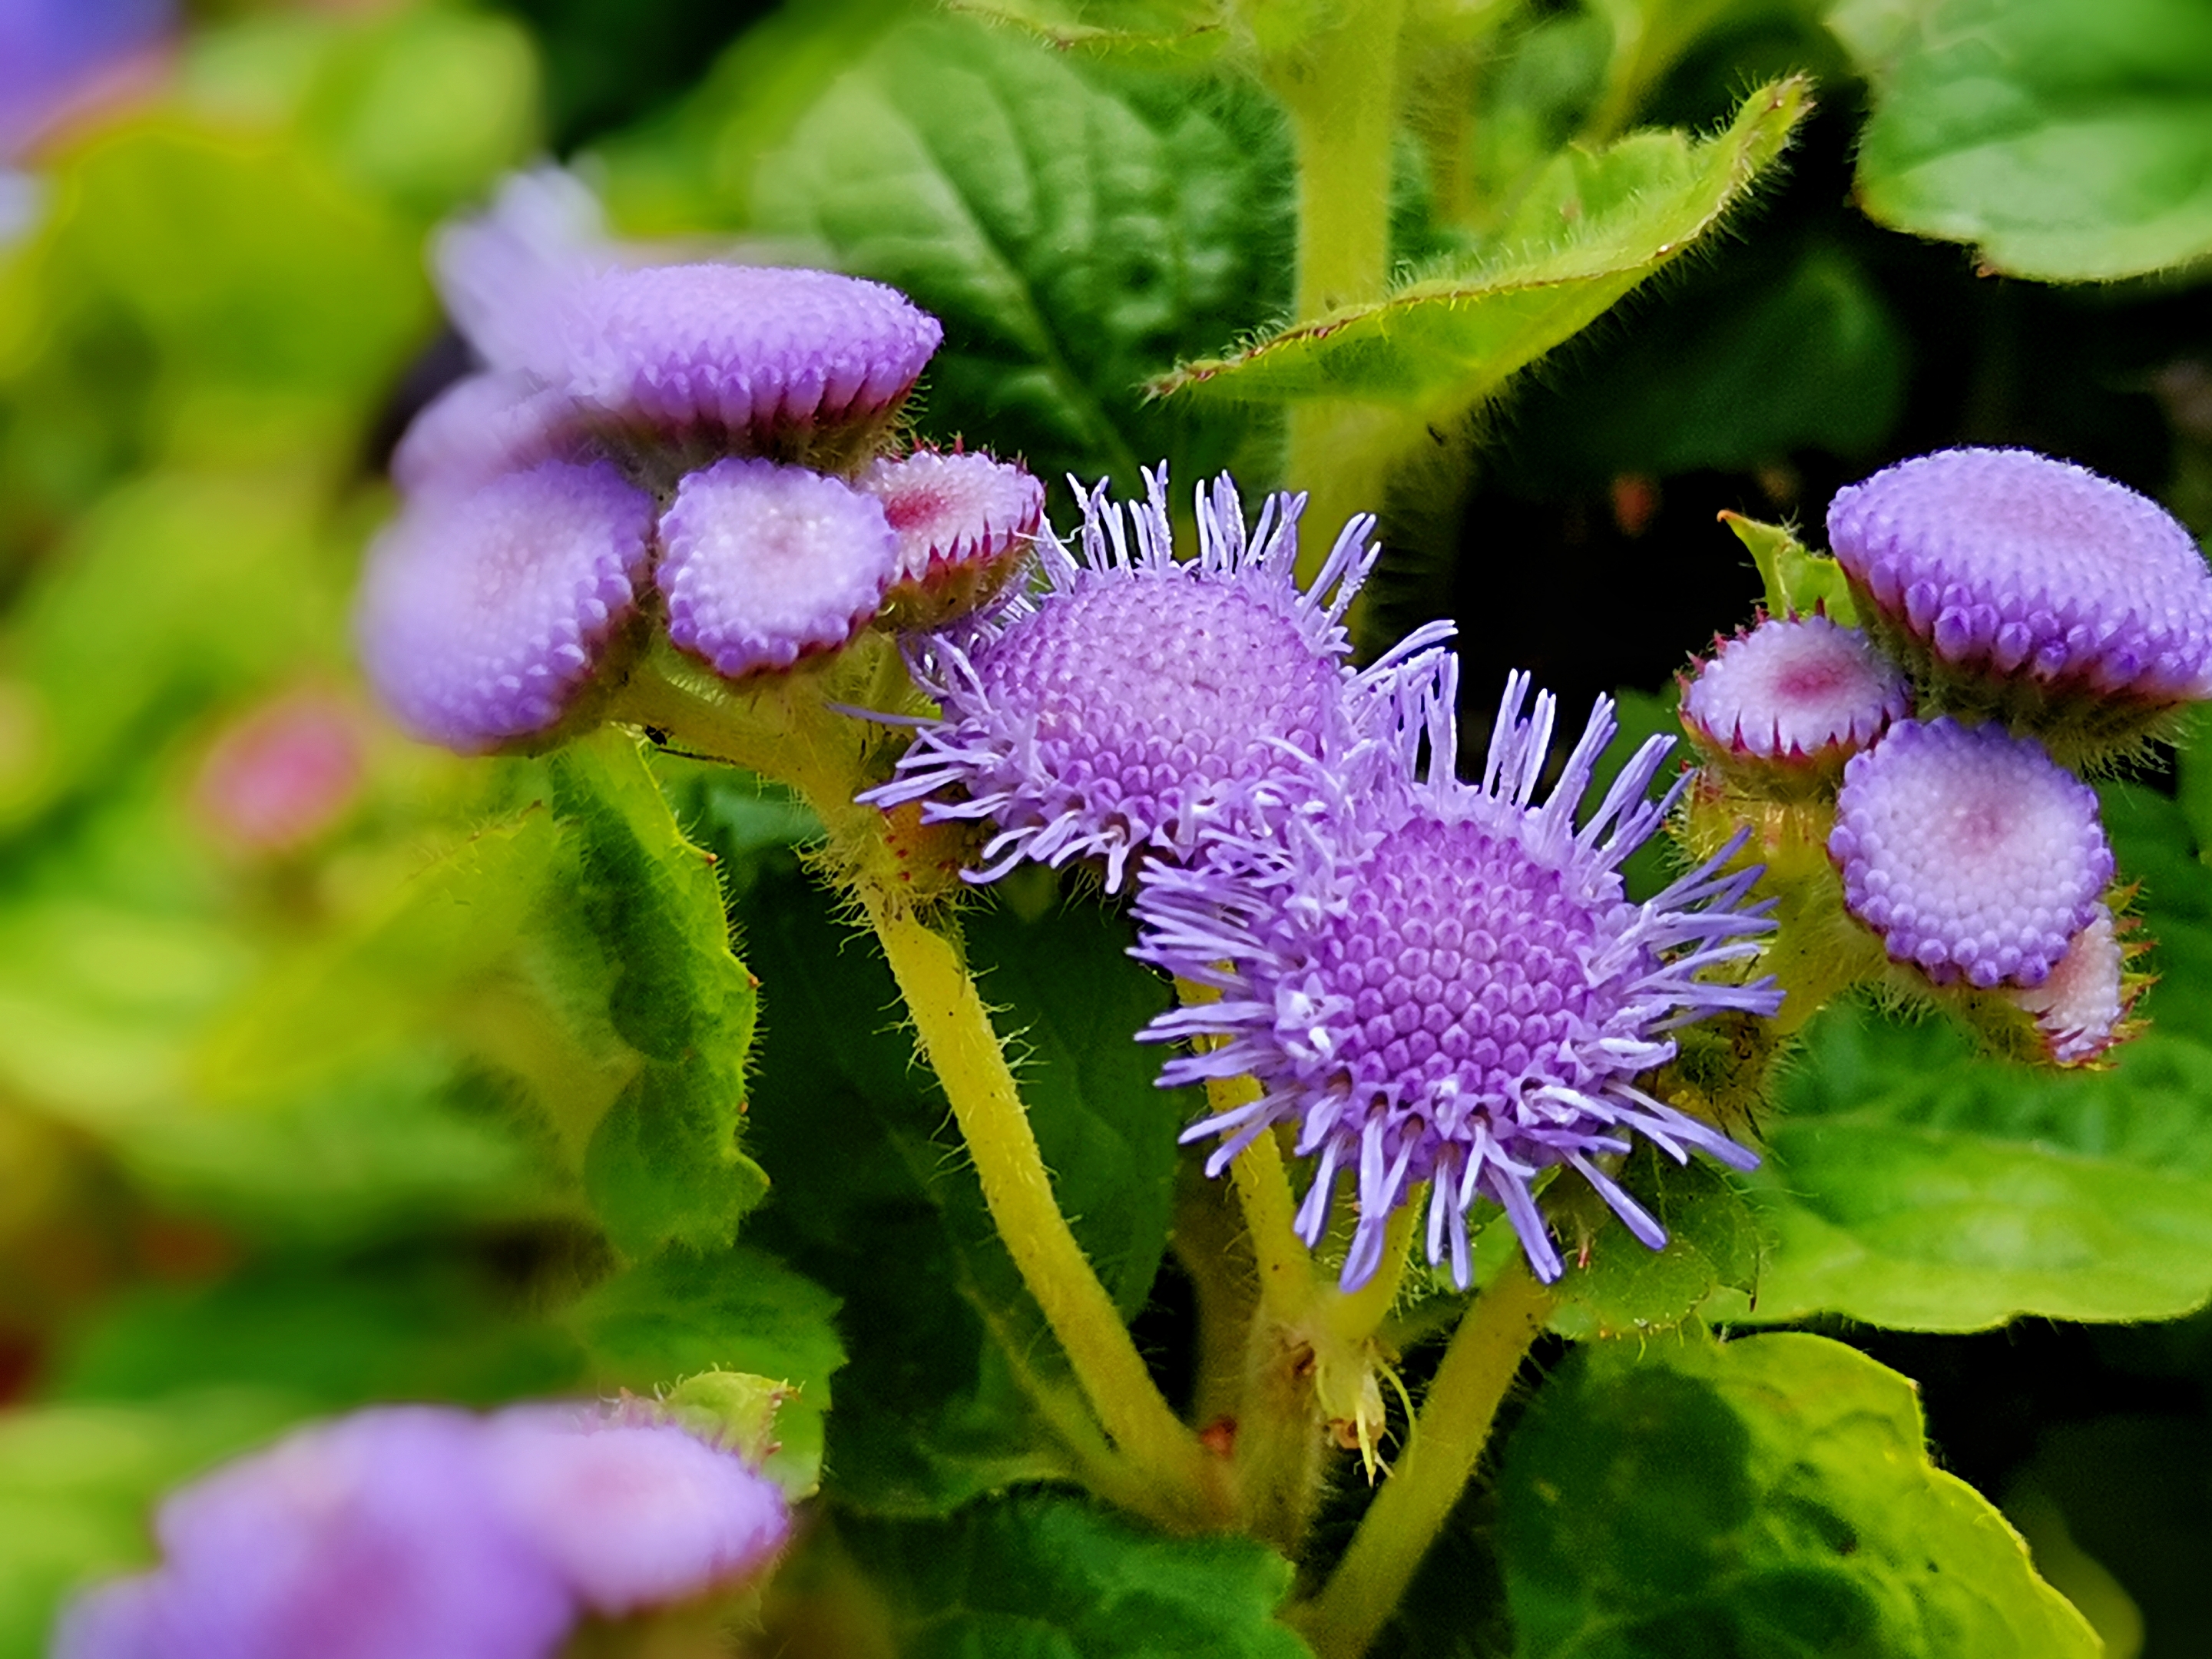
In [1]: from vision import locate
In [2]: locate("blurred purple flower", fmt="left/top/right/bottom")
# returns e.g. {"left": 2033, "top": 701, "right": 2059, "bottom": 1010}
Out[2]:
{"left": 1829, "top": 717, "right": 2114, "bottom": 988}
{"left": 356, "top": 459, "right": 654, "bottom": 753}
{"left": 657, "top": 456, "right": 899, "bottom": 681}
{"left": 1, "top": 0, "right": 170, "bottom": 160}
{"left": 1829, "top": 447, "right": 2212, "bottom": 707}
{"left": 863, "top": 467, "right": 1448, "bottom": 893}
{"left": 1133, "top": 661, "right": 1780, "bottom": 1288}
{"left": 55, "top": 1402, "right": 790, "bottom": 1659}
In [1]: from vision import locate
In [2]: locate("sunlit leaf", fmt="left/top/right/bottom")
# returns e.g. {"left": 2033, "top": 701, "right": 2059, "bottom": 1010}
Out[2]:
{"left": 1499, "top": 1333, "right": 2099, "bottom": 1657}
{"left": 1152, "top": 78, "right": 1809, "bottom": 415}
{"left": 1832, "top": 0, "right": 2212, "bottom": 280}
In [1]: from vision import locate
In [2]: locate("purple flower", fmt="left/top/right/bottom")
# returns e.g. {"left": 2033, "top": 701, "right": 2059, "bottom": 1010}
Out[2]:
{"left": 54, "top": 1407, "right": 573, "bottom": 1659}
{"left": 862, "top": 468, "right": 1449, "bottom": 893}
{"left": 356, "top": 459, "right": 654, "bottom": 753}
{"left": 657, "top": 456, "right": 899, "bottom": 681}
{"left": 478, "top": 1406, "right": 789, "bottom": 1617}
{"left": 2008, "top": 905, "right": 2131, "bottom": 1065}
{"left": 1828, "top": 447, "right": 2212, "bottom": 706}
{"left": 432, "top": 172, "right": 940, "bottom": 459}
{"left": 860, "top": 448, "right": 1045, "bottom": 628}
{"left": 389, "top": 371, "right": 586, "bottom": 502}
{"left": 1, "top": 0, "right": 170, "bottom": 160}
{"left": 55, "top": 1402, "right": 790, "bottom": 1659}
{"left": 1681, "top": 614, "right": 1909, "bottom": 774}
{"left": 1829, "top": 717, "right": 2114, "bottom": 989}
{"left": 1133, "top": 661, "right": 1781, "bottom": 1288}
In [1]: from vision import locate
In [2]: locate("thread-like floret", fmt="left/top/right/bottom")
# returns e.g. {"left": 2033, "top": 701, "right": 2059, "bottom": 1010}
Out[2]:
{"left": 53, "top": 1402, "right": 790, "bottom": 1659}
{"left": 1133, "top": 661, "right": 1780, "bottom": 1288}
{"left": 861, "top": 449, "right": 1045, "bottom": 627}
{"left": 1829, "top": 717, "right": 2113, "bottom": 988}
{"left": 356, "top": 459, "right": 653, "bottom": 753}
{"left": 657, "top": 456, "right": 898, "bottom": 681}
{"left": 862, "top": 468, "right": 1449, "bottom": 892}
{"left": 1681, "top": 614, "right": 1909, "bottom": 765}
{"left": 1828, "top": 447, "right": 2212, "bottom": 704}
{"left": 2008, "top": 906, "right": 2128, "bottom": 1064}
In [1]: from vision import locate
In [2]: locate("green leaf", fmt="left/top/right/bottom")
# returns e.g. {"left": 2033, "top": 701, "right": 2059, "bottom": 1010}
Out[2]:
{"left": 752, "top": 16, "right": 1293, "bottom": 498}
{"left": 730, "top": 864, "right": 1194, "bottom": 1514}
{"left": 833, "top": 1492, "right": 1311, "bottom": 1658}
{"left": 1152, "top": 78, "right": 1810, "bottom": 416}
{"left": 548, "top": 733, "right": 769, "bottom": 1256}
{"left": 1545, "top": 1151, "right": 1763, "bottom": 1341}
{"left": 567, "top": 1243, "right": 846, "bottom": 1498}
{"left": 1722, "top": 512, "right": 1859, "bottom": 624}
{"left": 1832, "top": 0, "right": 2212, "bottom": 281}
{"left": 1710, "top": 781, "right": 2212, "bottom": 1330}
{"left": 1497, "top": 1332, "right": 2100, "bottom": 1658}
{"left": 942, "top": 0, "right": 1233, "bottom": 66}
{"left": 0, "top": 1392, "right": 302, "bottom": 1659}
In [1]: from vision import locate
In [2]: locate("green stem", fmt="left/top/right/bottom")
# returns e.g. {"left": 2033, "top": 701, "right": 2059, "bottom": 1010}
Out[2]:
{"left": 1263, "top": 0, "right": 1410, "bottom": 590}
{"left": 1293, "top": 1260, "right": 1554, "bottom": 1659}
{"left": 615, "top": 661, "right": 1227, "bottom": 1530}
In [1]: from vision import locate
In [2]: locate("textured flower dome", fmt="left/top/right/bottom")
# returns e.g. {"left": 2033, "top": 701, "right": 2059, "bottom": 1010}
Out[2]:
{"left": 1828, "top": 447, "right": 2212, "bottom": 704}
{"left": 390, "top": 370, "right": 585, "bottom": 502}
{"left": 55, "top": 1402, "right": 790, "bottom": 1659}
{"left": 860, "top": 449, "right": 1045, "bottom": 627}
{"left": 550, "top": 263, "right": 941, "bottom": 437}
{"left": 2008, "top": 906, "right": 2128, "bottom": 1065}
{"left": 1681, "top": 614, "right": 1909, "bottom": 766}
{"left": 356, "top": 459, "right": 654, "bottom": 753}
{"left": 1134, "top": 662, "right": 1781, "bottom": 1288}
{"left": 863, "top": 469, "right": 1449, "bottom": 892}
{"left": 657, "top": 455, "right": 899, "bottom": 681}
{"left": 1829, "top": 717, "right": 2113, "bottom": 988}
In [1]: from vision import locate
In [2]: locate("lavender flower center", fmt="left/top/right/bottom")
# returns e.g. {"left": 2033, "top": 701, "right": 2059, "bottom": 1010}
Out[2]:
{"left": 1307, "top": 818, "right": 1614, "bottom": 1110}
{"left": 978, "top": 573, "right": 1341, "bottom": 813}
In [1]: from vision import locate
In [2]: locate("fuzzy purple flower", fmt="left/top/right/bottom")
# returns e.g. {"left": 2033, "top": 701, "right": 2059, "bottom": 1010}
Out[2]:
{"left": 1828, "top": 447, "right": 2212, "bottom": 707}
{"left": 433, "top": 172, "right": 939, "bottom": 459}
{"left": 356, "top": 459, "right": 654, "bottom": 753}
{"left": 2008, "top": 905, "right": 2131, "bottom": 1065}
{"left": 1134, "top": 661, "right": 1781, "bottom": 1288}
{"left": 1681, "top": 614, "right": 1909, "bottom": 775}
{"left": 389, "top": 371, "right": 587, "bottom": 502}
{"left": 862, "top": 468, "right": 1449, "bottom": 893}
{"left": 54, "top": 1402, "right": 790, "bottom": 1659}
{"left": 1829, "top": 717, "right": 2114, "bottom": 988}
{"left": 657, "top": 456, "right": 899, "bottom": 681}
{"left": 861, "top": 449, "right": 1045, "bottom": 628}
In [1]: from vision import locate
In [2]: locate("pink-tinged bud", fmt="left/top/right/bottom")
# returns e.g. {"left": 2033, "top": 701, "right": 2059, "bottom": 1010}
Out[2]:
{"left": 356, "top": 459, "right": 654, "bottom": 754}
{"left": 656, "top": 457, "right": 899, "bottom": 682}
{"left": 1829, "top": 718, "right": 2113, "bottom": 990}
{"left": 479, "top": 1406, "right": 788, "bottom": 1617}
{"left": 1828, "top": 448, "right": 2212, "bottom": 755}
{"left": 190, "top": 688, "right": 366, "bottom": 854}
{"left": 859, "top": 449, "right": 1045, "bottom": 628}
{"left": 2005, "top": 906, "right": 2143, "bottom": 1066}
{"left": 1681, "top": 614, "right": 1910, "bottom": 792}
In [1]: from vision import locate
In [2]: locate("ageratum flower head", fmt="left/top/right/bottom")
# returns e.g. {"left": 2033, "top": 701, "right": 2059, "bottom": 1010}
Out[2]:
{"left": 55, "top": 1401, "right": 789, "bottom": 1659}
{"left": 1829, "top": 717, "right": 2114, "bottom": 989}
{"left": 861, "top": 448, "right": 1045, "bottom": 629}
{"left": 1680, "top": 613, "right": 1909, "bottom": 787}
{"left": 657, "top": 456, "right": 899, "bottom": 682}
{"left": 1134, "top": 661, "right": 1782, "bottom": 1288}
{"left": 432, "top": 170, "right": 939, "bottom": 474}
{"left": 861, "top": 467, "right": 1449, "bottom": 892}
{"left": 2007, "top": 904, "right": 2136, "bottom": 1065}
{"left": 356, "top": 458, "right": 654, "bottom": 753}
{"left": 1827, "top": 448, "right": 2212, "bottom": 730}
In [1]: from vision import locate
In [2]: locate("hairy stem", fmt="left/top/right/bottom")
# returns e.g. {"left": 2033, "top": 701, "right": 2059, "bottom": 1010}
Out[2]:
{"left": 1293, "top": 1260, "right": 1553, "bottom": 1659}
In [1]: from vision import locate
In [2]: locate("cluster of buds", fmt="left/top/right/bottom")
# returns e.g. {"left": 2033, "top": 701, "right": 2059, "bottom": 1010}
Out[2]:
{"left": 56, "top": 1390, "right": 791, "bottom": 1658}
{"left": 357, "top": 172, "right": 1042, "bottom": 755}
{"left": 1678, "top": 447, "right": 2197, "bottom": 1065}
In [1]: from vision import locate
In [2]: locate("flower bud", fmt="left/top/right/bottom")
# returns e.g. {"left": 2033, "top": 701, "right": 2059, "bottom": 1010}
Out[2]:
{"left": 860, "top": 449, "right": 1044, "bottom": 629}
{"left": 1680, "top": 613, "right": 1909, "bottom": 795}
